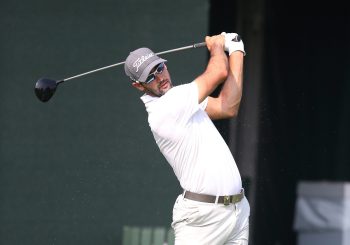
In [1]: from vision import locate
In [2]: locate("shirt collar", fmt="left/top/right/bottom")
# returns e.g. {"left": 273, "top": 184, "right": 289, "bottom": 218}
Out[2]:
{"left": 140, "top": 93, "right": 158, "bottom": 105}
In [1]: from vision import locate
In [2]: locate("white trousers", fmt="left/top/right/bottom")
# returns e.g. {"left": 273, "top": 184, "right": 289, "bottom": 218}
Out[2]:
{"left": 171, "top": 194, "right": 250, "bottom": 245}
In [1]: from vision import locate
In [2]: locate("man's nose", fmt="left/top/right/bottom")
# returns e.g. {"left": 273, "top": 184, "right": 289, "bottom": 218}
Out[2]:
{"left": 154, "top": 73, "right": 164, "bottom": 82}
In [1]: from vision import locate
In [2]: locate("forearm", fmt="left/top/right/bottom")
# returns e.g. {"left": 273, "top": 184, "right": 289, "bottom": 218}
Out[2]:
{"left": 204, "top": 44, "right": 229, "bottom": 86}
{"left": 218, "top": 51, "right": 244, "bottom": 117}
{"left": 195, "top": 38, "right": 228, "bottom": 103}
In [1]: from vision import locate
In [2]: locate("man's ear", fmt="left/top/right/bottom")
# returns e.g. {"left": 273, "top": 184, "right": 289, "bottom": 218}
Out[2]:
{"left": 131, "top": 82, "right": 145, "bottom": 92}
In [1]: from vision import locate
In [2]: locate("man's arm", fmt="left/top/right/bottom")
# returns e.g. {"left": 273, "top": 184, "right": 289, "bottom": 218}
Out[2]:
{"left": 205, "top": 34, "right": 245, "bottom": 120}
{"left": 194, "top": 35, "right": 229, "bottom": 104}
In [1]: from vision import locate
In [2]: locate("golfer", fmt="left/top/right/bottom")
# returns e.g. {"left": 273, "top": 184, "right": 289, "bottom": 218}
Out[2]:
{"left": 124, "top": 33, "right": 250, "bottom": 245}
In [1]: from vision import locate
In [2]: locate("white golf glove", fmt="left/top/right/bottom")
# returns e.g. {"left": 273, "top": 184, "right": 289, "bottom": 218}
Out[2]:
{"left": 221, "top": 32, "right": 246, "bottom": 56}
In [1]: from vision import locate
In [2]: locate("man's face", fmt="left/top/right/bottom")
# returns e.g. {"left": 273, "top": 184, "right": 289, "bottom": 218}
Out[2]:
{"left": 132, "top": 63, "right": 173, "bottom": 97}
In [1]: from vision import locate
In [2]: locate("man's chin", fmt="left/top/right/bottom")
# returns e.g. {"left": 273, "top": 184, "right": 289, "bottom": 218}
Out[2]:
{"left": 157, "top": 82, "right": 171, "bottom": 94}
{"left": 160, "top": 84, "right": 173, "bottom": 95}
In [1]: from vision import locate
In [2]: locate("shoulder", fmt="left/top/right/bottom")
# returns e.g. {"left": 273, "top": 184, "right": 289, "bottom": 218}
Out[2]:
{"left": 165, "top": 82, "right": 196, "bottom": 97}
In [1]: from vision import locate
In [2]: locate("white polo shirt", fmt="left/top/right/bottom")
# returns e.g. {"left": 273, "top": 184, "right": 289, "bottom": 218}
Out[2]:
{"left": 141, "top": 82, "right": 242, "bottom": 195}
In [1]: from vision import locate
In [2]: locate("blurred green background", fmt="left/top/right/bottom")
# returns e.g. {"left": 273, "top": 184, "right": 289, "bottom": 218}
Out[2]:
{"left": 0, "top": 0, "right": 208, "bottom": 244}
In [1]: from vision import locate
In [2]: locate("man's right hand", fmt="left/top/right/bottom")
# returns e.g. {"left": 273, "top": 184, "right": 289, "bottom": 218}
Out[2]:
{"left": 205, "top": 34, "right": 225, "bottom": 52}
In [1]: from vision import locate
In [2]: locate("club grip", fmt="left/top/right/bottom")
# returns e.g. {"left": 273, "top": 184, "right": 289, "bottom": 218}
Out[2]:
{"left": 193, "top": 42, "right": 206, "bottom": 48}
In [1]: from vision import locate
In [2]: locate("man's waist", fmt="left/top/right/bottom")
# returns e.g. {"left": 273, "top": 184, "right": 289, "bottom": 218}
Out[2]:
{"left": 183, "top": 189, "right": 244, "bottom": 206}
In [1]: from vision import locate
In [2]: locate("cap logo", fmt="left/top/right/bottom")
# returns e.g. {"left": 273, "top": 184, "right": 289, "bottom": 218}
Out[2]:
{"left": 133, "top": 53, "right": 154, "bottom": 72}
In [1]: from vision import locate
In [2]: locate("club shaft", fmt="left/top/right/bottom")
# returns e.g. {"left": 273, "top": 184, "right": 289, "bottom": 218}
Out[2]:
{"left": 61, "top": 61, "right": 126, "bottom": 83}
{"left": 155, "top": 42, "right": 206, "bottom": 56}
{"left": 60, "top": 42, "right": 206, "bottom": 84}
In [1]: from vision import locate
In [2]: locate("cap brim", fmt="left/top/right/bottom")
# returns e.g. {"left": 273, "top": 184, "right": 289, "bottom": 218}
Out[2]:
{"left": 138, "top": 58, "right": 167, "bottom": 83}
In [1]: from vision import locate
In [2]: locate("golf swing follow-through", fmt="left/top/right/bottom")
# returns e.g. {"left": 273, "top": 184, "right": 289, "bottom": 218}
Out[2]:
{"left": 35, "top": 32, "right": 250, "bottom": 245}
{"left": 123, "top": 32, "right": 250, "bottom": 244}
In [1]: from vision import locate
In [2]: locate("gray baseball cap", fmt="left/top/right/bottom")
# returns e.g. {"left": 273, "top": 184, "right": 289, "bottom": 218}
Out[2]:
{"left": 124, "top": 47, "right": 167, "bottom": 83}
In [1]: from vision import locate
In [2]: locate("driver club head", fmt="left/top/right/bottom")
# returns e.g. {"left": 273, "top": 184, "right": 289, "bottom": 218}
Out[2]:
{"left": 34, "top": 78, "right": 58, "bottom": 102}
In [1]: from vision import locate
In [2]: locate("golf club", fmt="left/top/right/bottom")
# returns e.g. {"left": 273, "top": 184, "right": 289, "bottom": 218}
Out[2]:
{"left": 34, "top": 35, "right": 243, "bottom": 103}
{"left": 34, "top": 42, "right": 207, "bottom": 102}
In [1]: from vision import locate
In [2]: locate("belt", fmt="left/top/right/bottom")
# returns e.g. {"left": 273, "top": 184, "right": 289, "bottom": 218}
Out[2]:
{"left": 183, "top": 189, "right": 244, "bottom": 206}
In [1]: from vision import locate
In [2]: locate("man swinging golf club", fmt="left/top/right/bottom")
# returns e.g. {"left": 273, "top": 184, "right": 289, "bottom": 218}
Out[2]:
{"left": 124, "top": 33, "right": 250, "bottom": 245}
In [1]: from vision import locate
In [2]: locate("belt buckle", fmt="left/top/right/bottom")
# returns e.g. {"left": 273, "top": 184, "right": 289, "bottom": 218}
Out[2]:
{"left": 223, "top": 196, "right": 230, "bottom": 206}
